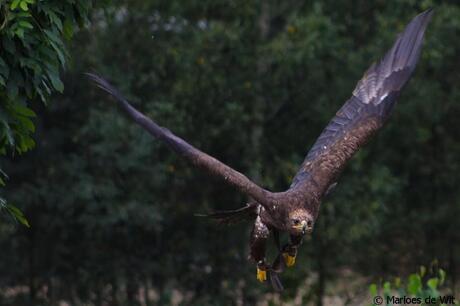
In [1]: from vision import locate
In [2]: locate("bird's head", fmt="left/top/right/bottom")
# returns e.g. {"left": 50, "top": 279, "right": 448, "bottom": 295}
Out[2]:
{"left": 288, "top": 209, "right": 314, "bottom": 235}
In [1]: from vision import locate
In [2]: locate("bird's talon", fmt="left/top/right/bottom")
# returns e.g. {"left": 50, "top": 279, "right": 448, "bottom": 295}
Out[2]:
{"left": 283, "top": 252, "right": 296, "bottom": 267}
{"left": 257, "top": 267, "right": 267, "bottom": 282}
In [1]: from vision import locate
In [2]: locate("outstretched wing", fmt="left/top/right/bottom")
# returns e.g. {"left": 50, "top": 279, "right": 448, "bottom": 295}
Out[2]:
{"left": 290, "top": 9, "right": 433, "bottom": 196}
{"left": 87, "top": 74, "right": 274, "bottom": 209}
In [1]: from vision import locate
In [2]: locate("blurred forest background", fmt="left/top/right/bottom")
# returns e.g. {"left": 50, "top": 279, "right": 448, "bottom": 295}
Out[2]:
{"left": 1, "top": 0, "right": 460, "bottom": 305}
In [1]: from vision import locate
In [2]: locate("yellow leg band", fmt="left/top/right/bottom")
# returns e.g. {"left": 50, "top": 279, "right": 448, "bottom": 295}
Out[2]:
{"left": 283, "top": 253, "right": 296, "bottom": 267}
{"left": 257, "top": 268, "right": 267, "bottom": 282}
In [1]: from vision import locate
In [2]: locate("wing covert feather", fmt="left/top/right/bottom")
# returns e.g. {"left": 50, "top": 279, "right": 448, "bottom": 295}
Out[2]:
{"left": 87, "top": 73, "right": 274, "bottom": 210}
{"left": 291, "top": 10, "right": 433, "bottom": 195}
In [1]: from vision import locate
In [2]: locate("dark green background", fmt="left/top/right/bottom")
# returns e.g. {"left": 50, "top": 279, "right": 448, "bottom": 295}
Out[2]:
{"left": 1, "top": 0, "right": 459, "bottom": 305}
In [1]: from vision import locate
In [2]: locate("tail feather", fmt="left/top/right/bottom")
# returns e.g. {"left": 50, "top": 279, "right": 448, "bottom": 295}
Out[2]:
{"left": 195, "top": 204, "right": 257, "bottom": 225}
{"left": 269, "top": 271, "right": 284, "bottom": 292}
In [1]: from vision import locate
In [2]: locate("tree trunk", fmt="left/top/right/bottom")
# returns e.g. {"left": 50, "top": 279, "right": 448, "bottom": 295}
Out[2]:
{"left": 250, "top": 0, "right": 270, "bottom": 182}
{"left": 126, "top": 274, "right": 137, "bottom": 305}
{"left": 28, "top": 217, "right": 36, "bottom": 304}
{"left": 112, "top": 277, "right": 119, "bottom": 306}
{"left": 144, "top": 278, "right": 152, "bottom": 306}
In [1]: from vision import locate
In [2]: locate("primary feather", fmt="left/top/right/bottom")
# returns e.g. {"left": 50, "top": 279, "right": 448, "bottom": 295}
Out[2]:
{"left": 290, "top": 9, "right": 433, "bottom": 197}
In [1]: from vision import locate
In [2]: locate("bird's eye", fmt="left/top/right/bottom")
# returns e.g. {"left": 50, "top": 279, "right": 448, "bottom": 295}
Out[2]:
{"left": 292, "top": 219, "right": 300, "bottom": 225}
{"left": 307, "top": 220, "right": 313, "bottom": 227}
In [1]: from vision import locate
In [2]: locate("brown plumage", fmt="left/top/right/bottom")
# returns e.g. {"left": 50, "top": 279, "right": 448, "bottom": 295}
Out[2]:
{"left": 87, "top": 9, "right": 433, "bottom": 291}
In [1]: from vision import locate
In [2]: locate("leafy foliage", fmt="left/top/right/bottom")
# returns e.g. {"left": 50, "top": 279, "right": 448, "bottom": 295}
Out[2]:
{"left": 0, "top": 0, "right": 93, "bottom": 224}
{"left": 370, "top": 264, "right": 449, "bottom": 306}
{"left": 0, "top": 0, "right": 91, "bottom": 154}
{"left": 0, "top": 169, "right": 28, "bottom": 227}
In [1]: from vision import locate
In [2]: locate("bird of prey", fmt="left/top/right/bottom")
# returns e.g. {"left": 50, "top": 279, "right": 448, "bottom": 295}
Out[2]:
{"left": 87, "top": 9, "right": 432, "bottom": 291}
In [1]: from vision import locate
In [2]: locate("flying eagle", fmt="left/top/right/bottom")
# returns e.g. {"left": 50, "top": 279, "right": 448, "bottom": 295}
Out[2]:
{"left": 87, "top": 9, "right": 432, "bottom": 291}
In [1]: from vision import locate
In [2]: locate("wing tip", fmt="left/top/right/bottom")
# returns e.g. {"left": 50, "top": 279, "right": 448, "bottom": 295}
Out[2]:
{"left": 405, "top": 8, "right": 434, "bottom": 40}
{"left": 421, "top": 7, "right": 434, "bottom": 17}
{"left": 414, "top": 8, "right": 434, "bottom": 28}
{"left": 378, "top": 9, "right": 433, "bottom": 76}
{"left": 85, "top": 72, "right": 126, "bottom": 104}
{"left": 85, "top": 72, "right": 111, "bottom": 90}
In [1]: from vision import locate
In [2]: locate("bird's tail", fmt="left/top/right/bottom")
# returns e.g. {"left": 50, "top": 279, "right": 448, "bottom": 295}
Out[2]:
{"left": 195, "top": 203, "right": 258, "bottom": 225}
{"left": 269, "top": 271, "right": 284, "bottom": 292}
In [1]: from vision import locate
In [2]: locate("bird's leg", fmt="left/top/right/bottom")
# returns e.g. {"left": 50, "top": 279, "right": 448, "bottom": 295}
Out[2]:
{"left": 249, "top": 216, "right": 270, "bottom": 282}
{"left": 270, "top": 229, "right": 286, "bottom": 273}
{"left": 256, "top": 261, "right": 269, "bottom": 282}
{"left": 282, "top": 235, "right": 303, "bottom": 268}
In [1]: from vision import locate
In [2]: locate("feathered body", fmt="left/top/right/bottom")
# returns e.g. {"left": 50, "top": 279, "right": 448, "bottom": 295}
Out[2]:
{"left": 87, "top": 10, "right": 433, "bottom": 291}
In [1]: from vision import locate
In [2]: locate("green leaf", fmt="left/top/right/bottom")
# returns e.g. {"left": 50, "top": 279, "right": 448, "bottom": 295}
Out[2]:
{"left": 16, "top": 11, "right": 31, "bottom": 18}
{"left": 394, "top": 277, "right": 401, "bottom": 288}
{"left": 16, "top": 134, "right": 35, "bottom": 152}
{"left": 420, "top": 265, "right": 426, "bottom": 277}
{"left": 44, "top": 36, "right": 67, "bottom": 66}
{"left": 3, "top": 123, "right": 15, "bottom": 147}
{"left": 14, "top": 27, "right": 25, "bottom": 38}
{"left": 383, "top": 281, "right": 391, "bottom": 296}
{"left": 63, "top": 18, "right": 74, "bottom": 40}
{"left": 439, "top": 269, "right": 446, "bottom": 285}
{"left": 0, "top": 168, "right": 8, "bottom": 179}
{"left": 44, "top": 29, "right": 62, "bottom": 45}
{"left": 6, "top": 204, "right": 30, "bottom": 227}
{"left": 16, "top": 115, "right": 35, "bottom": 132}
{"left": 369, "top": 283, "right": 377, "bottom": 296}
{"left": 407, "top": 274, "right": 422, "bottom": 295}
{"left": 14, "top": 104, "right": 36, "bottom": 117}
{"left": 19, "top": 20, "right": 33, "bottom": 29}
{"left": 19, "top": 1, "right": 29, "bottom": 11}
{"left": 427, "top": 278, "right": 439, "bottom": 290}
{"left": 47, "top": 70, "right": 64, "bottom": 92}
{"left": 47, "top": 11, "right": 63, "bottom": 31}
{"left": 10, "top": 0, "right": 21, "bottom": 10}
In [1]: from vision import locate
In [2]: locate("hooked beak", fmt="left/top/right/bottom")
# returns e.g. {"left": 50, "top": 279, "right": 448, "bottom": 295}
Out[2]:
{"left": 301, "top": 220, "right": 308, "bottom": 235}
{"left": 301, "top": 220, "right": 313, "bottom": 235}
